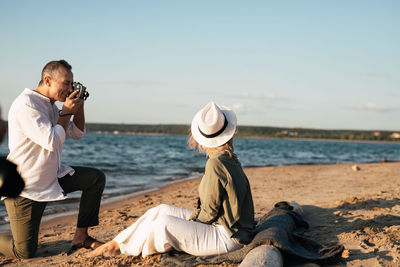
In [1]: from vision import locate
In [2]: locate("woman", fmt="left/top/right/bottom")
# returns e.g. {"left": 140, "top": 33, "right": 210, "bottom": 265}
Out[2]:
{"left": 87, "top": 101, "right": 255, "bottom": 258}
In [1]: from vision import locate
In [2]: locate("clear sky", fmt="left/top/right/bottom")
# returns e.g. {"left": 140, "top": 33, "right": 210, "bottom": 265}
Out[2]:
{"left": 1, "top": 1, "right": 399, "bottom": 131}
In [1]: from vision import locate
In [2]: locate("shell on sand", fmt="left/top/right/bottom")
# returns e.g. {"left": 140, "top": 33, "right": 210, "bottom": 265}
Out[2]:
{"left": 352, "top": 165, "right": 360, "bottom": 171}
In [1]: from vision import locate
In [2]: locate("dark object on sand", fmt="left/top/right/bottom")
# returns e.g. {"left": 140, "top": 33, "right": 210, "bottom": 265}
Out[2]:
{"left": 0, "top": 157, "right": 25, "bottom": 197}
{"left": 160, "top": 201, "right": 344, "bottom": 266}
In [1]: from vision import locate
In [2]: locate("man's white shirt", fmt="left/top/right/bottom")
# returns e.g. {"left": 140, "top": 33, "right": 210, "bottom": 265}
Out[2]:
{"left": 6, "top": 89, "right": 84, "bottom": 201}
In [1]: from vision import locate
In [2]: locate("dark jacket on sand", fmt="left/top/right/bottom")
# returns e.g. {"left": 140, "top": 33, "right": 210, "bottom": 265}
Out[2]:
{"left": 161, "top": 201, "right": 344, "bottom": 266}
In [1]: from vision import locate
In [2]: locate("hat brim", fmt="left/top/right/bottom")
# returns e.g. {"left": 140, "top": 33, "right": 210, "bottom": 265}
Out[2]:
{"left": 191, "top": 105, "right": 237, "bottom": 148}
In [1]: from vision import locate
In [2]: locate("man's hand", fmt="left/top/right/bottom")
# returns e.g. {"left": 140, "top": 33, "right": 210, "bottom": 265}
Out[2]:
{"left": 58, "top": 90, "right": 85, "bottom": 132}
{"left": 60, "top": 90, "right": 84, "bottom": 116}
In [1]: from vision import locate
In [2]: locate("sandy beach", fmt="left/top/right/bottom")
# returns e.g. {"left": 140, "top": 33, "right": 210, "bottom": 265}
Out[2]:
{"left": 0, "top": 161, "right": 399, "bottom": 266}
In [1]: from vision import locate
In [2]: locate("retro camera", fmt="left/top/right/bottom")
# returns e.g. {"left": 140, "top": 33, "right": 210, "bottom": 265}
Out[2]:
{"left": 72, "top": 82, "right": 89, "bottom": 100}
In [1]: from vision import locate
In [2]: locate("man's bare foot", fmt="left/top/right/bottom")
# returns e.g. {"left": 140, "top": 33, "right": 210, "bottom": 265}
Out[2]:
{"left": 72, "top": 228, "right": 90, "bottom": 246}
{"left": 70, "top": 227, "right": 104, "bottom": 250}
{"left": 85, "top": 240, "right": 121, "bottom": 257}
{"left": 68, "top": 236, "right": 104, "bottom": 254}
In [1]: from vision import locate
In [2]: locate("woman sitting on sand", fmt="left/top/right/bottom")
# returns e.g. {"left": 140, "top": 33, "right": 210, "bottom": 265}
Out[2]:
{"left": 87, "top": 101, "right": 255, "bottom": 258}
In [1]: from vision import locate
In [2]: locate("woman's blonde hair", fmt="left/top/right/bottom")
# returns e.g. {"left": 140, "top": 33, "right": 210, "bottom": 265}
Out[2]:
{"left": 188, "top": 133, "right": 236, "bottom": 159}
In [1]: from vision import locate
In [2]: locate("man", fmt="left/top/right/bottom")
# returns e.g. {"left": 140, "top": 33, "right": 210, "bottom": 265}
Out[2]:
{"left": 0, "top": 60, "right": 105, "bottom": 258}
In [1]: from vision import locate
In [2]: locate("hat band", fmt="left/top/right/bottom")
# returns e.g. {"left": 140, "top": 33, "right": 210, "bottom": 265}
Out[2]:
{"left": 198, "top": 114, "right": 228, "bottom": 138}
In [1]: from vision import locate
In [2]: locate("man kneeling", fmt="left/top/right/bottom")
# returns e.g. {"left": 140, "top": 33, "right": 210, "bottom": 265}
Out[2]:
{"left": 0, "top": 60, "right": 105, "bottom": 258}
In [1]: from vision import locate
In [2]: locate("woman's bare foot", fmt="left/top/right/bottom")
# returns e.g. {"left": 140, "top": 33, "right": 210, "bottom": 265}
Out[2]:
{"left": 85, "top": 240, "right": 121, "bottom": 257}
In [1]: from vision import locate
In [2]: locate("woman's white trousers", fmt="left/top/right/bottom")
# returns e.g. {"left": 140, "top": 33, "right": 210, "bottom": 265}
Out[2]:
{"left": 113, "top": 204, "right": 241, "bottom": 257}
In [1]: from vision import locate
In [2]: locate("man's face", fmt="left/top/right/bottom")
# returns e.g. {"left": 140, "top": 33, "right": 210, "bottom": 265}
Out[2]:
{"left": 47, "top": 67, "right": 74, "bottom": 102}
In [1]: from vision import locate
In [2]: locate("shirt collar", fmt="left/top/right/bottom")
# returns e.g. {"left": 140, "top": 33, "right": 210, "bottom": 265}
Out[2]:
{"left": 24, "top": 88, "right": 51, "bottom": 103}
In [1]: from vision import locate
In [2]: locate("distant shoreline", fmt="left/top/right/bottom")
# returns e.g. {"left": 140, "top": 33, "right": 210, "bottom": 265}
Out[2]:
{"left": 2, "top": 121, "right": 399, "bottom": 142}
{"left": 85, "top": 130, "right": 400, "bottom": 144}
{"left": 84, "top": 122, "right": 400, "bottom": 142}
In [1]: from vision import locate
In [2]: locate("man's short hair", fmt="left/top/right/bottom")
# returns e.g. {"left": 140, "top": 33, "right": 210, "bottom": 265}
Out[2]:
{"left": 39, "top": 59, "right": 72, "bottom": 86}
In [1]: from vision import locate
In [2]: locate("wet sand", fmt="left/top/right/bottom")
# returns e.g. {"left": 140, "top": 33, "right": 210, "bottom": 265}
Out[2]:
{"left": 1, "top": 162, "right": 399, "bottom": 266}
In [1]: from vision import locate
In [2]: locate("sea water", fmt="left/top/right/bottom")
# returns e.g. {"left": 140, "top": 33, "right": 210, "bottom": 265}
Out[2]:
{"left": 0, "top": 133, "right": 399, "bottom": 225}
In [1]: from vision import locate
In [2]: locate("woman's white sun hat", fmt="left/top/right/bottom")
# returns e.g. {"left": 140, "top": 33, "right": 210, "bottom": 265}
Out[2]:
{"left": 191, "top": 101, "right": 237, "bottom": 148}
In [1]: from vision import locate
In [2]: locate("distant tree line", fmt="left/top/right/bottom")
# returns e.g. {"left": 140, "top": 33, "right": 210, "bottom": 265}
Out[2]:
{"left": 85, "top": 123, "right": 400, "bottom": 142}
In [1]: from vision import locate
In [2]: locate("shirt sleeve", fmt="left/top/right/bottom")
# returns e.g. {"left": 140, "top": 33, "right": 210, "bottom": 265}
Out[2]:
{"left": 196, "top": 158, "right": 226, "bottom": 224}
{"left": 66, "top": 121, "right": 85, "bottom": 140}
{"left": 17, "top": 103, "right": 65, "bottom": 152}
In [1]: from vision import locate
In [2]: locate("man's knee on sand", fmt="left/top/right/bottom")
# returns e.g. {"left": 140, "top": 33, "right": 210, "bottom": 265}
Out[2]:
{"left": 14, "top": 240, "right": 38, "bottom": 259}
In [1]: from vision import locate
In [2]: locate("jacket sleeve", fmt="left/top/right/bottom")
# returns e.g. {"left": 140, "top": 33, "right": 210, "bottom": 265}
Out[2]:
{"left": 17, "top": 103, "right": 65, "bottom": 152}
{"left": 196, "top": 158, "right": 226, "bottom": 224}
